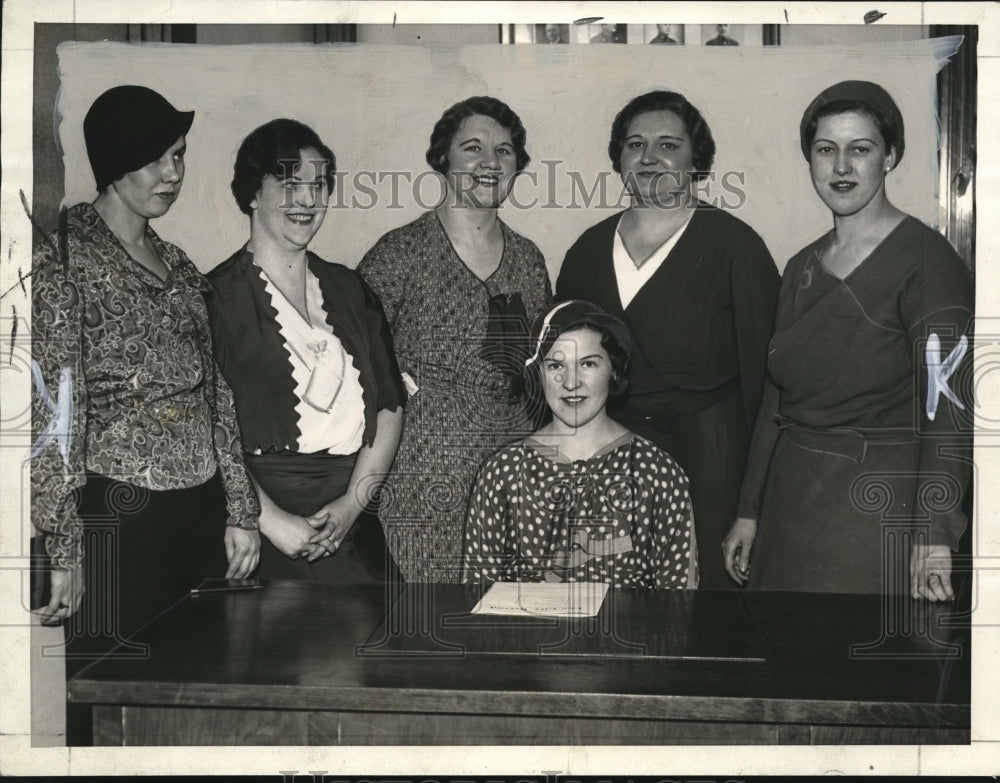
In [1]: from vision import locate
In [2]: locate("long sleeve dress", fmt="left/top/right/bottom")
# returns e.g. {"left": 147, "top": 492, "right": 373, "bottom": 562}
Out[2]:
{"left": 556, "top": 203, "right": 779, "bottom": 588}
{"left": 31, "top": 203, "right": 260, "bottom": 681}
{"left": 358, "top": 211, "right": 552, "bottom": 583}
{"left": 737, "top": 217, "right": 973, "bottom": 593}
{"left": 462, "top": 434, "right": 697, "bottom": 588}
{"left": 206, "top": 247, "right": 406, "bottom": 582}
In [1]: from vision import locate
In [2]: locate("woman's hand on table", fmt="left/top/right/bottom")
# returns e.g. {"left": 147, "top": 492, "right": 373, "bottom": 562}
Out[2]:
{"left": 910, "top": 544, "right": 955, "bottom": 601}
{"left": 306, "top": 494, "right": 363, "bottom": 561}
{"left": 36, "top": 565, "right": 84, "bottom": 625}
{"left": 723, "top": 517, "right": 757, "bottom": 586}
{"left": 225, "top": 527, "right": 260, "bottom": 578}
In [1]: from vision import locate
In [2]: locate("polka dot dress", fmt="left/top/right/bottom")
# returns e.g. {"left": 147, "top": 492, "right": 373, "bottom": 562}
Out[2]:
{"left": 462, "top": 433, "right": 697, "bottom": 589}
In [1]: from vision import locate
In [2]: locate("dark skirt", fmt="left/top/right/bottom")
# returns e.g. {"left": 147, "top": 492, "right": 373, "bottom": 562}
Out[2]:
{"left": 748, "top": 428, "right": 919, "bottom": 594}
{"left": 64, "top": 470, "right": 229, "bottom": 744}
{"left": 245, "top": 451, "right": 399, "bottom": 583}
{"left": 608, "top": 386, "right": 748, "bottom": 589}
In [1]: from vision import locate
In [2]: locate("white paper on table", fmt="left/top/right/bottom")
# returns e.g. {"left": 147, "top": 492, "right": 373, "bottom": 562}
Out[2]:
{"left": 470, "top": 581, "right": 610, "bottom": 618}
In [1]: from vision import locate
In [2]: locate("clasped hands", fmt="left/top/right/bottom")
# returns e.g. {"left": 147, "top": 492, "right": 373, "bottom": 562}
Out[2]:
{"left": 261, "top": 494, "right": 362, "bottom": 562}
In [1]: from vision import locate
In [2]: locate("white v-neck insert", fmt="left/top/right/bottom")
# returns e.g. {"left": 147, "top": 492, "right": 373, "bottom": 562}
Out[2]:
{"left": 613, "top": 212, "right": 694, "bottom": 309}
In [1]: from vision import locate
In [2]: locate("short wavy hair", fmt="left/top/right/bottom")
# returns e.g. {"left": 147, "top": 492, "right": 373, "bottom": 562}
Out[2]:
{"left": 231, "top": 118, "right": 336, "bottom": 216}
{"left": 425, "top": 96, "right": 531, "bottom": 175}
{"left": 524, "top": 325, "right": 631, "bottom": 405}
{"left": 608, "top": 91, "right": 716, "bottom": 181}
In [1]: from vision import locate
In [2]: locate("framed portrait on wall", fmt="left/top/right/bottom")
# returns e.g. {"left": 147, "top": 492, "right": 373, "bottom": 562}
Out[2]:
{"left": 503, "top": 23, "right": 780, "bottom": 45}
{"left": 644, "top": 24, "right": 685, "bottom": 44}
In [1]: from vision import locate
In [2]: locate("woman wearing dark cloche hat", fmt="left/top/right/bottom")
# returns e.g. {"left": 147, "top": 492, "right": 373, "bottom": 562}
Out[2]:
{"left": 30, "top": 85, "right": 260, "bottom": 744}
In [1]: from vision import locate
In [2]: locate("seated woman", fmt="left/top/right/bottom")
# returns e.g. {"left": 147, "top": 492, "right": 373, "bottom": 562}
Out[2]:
{"left": 462, "top": 301, "right": 697, "bottom": 588}
{"left": 206, "top": 119, "right": 406, "bottom": 581}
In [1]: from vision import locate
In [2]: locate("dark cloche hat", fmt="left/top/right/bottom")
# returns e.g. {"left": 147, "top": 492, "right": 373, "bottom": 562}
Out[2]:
{"left": 84, "top": 85, "right": 194, "bottom": 191}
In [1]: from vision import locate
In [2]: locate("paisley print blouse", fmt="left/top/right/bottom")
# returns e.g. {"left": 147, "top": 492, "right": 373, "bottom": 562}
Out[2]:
{"left": 30, "top": 203, "right": 259, "bottom": 569}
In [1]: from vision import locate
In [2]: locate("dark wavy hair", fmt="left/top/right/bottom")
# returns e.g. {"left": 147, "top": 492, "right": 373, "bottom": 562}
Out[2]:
{"left": 800, "top": 99, "right": 904, "bottom": 169}
{"left": 523, "top": 325, "right": 631, "bottom": 405}
{"left": 425, "top": 96, "right": 531, "bottom": 175}
{"left": 231, "top": 119, "right": 336, "bottom": 216}
{"left": 608, "top": 91, "right": 716, "bottom": 181}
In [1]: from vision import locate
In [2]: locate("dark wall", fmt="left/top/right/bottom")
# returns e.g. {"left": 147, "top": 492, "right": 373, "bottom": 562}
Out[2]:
{"left": 32, "top": 24, "right": 129, "bottom": 233}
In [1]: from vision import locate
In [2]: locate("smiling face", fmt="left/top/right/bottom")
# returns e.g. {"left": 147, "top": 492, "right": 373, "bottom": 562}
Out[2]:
{"left": 443, "top": 114, "right": 517, "bottom": 208}
{"left": 250, "top": 146, "right": 329, "bottom": 253}
{"left": 809, "top": 110, "right": 895, "bottom": 219}
{"left": 111, "top": 135, "right": 186, "bottom": 219}
{"left": 619, "top": 110, "right": 694, "bottom": 207}
{"left": 541, "top": 327, "right": 613, "bottom": 431}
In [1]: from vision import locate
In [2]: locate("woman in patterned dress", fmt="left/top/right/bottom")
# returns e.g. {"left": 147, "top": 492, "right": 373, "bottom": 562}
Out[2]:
{"left": 30, "top": 86, "right": 260, "bottom": 743}
{"left": 207, "top": 119, "right": 405, "bottom": 582}
{"left": 462, "top": 300, "right": 697, "bottom": 588}
{"left": 358, "top": 96, "right": 552, "bottom": 583}
{"left": 723, "top": 81, "right": 973, "bottom": 597}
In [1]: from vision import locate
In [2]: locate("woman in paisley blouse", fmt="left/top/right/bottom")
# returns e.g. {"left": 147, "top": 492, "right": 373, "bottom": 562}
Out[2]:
{"left": 462, "top": 300, "right": 697, "bottom": 588}
{"left": 207, "top": 119, "right": 406, "bottom": 581}
{"left": 30, "top": 86, "right": 260, "bottom": 741}
{"left": 358, "top": 96, "right": 552, "bottom": 583}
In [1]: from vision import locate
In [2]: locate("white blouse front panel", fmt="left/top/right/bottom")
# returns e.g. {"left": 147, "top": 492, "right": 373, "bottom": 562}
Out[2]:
{"left": 259, "top": 266, "right": 366, "bottom": 455}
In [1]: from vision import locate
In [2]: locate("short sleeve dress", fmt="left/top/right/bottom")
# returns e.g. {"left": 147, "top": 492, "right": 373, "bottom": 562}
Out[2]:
{"left": 207, "top": 246, "right": 406, "bottom": 581}
{"left": 358, "top": 211, "right": 552, "bottom": 582}
{"left": 737, "top": 217, "right": 973, "bottom": 593}
{"left": 462, "top": 434, "right": 696, "bottom": 588}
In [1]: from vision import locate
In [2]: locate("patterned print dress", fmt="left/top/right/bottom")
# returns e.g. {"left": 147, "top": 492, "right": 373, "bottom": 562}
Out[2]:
{"left": 358, "top": 211, "right": 552, "bottom": 582}
{"left": 31, "top": 203, "right": 259, "bottom": 570}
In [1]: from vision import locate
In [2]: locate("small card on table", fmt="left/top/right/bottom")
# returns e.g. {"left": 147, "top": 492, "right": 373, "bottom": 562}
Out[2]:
{"left": 470, "top": 581, "right": 610, "bottom": 618}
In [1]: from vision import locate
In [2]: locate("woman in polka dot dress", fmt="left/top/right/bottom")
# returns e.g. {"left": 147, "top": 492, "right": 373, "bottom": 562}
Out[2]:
{"left": 462, "top": 301, "right": 697, "bottom": 588}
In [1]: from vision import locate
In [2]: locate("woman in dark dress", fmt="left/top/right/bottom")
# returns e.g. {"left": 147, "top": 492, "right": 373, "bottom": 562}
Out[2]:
{"left": 723, "top": 81, "right": 973, "bottom": 598}
{"left": 358, "top": 97, "right": 551, "bottom": 583}
{"left": 207, "top": 119, "right": 405, "bottom": 581}
{"left": 31, "top": 86, "right": 260, "bottom": 744}
{"left": 556, "top": 90, "right": 779, "bottom": 588}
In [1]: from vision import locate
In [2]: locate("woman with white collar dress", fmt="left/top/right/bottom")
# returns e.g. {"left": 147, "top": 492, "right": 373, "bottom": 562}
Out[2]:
{"left": 207, "top": 119, "right": 405, "bottom": 581}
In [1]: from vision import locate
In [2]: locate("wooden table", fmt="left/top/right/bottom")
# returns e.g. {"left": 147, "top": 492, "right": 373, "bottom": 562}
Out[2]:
{"left": 68, "top": 580, "right": 970, "bottom": 745}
